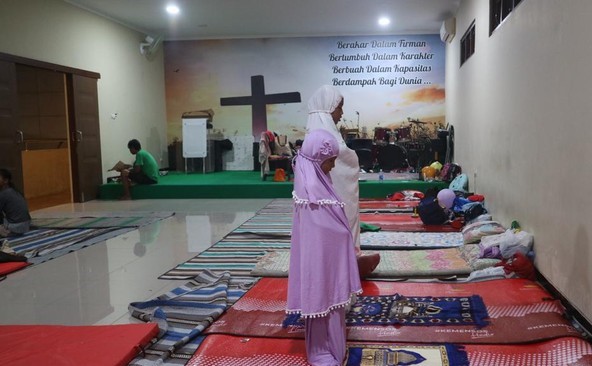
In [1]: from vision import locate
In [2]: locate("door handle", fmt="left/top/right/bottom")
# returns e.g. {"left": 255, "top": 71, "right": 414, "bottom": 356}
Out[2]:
{"left": 15, "top": 130, "right": 23, "bottom": 144}
{"left": 72, "top": 130, "right": 83, "bottom": 142}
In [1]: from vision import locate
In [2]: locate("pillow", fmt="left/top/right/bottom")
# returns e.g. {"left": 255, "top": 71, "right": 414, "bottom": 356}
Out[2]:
{"left": 462, "top": 220, "right": 505, "bottom": 244}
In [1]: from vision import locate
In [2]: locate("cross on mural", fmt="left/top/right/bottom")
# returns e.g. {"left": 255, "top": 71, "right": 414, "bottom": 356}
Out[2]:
{"left": 220, "top": 75, "right": 301, "bottom": 138}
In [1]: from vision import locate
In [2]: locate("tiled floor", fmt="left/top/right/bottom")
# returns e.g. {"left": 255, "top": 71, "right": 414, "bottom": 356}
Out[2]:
{"left": 0, "top": 198, "right": 271, "bottom": 326}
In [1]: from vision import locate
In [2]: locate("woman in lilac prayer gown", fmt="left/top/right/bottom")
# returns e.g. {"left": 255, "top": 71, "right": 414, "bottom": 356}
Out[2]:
{"left": 287, "top": 129, "right": 362, "bottom": 366}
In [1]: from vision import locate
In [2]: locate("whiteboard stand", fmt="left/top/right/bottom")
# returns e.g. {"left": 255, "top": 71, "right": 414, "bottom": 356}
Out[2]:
{"left": 182, "top": 117, "right": 208, "bottom": 174}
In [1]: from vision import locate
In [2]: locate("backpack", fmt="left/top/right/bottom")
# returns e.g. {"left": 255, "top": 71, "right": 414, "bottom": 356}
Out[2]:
{"left": 449, "top": 173, "right": 469, "bottom": 193}
{"left": 462, "top": 202, "right": 486, "bottom": 222}
{"left": 441, "top": 163, "right": 462, "bottom": 182}
{"left": 417, "top": 196, "right": 448, "bottom": 225}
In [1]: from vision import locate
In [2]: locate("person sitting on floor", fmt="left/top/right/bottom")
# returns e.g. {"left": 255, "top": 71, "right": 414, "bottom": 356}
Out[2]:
{"left": 119, "top": 139, "right": 159, "bottom": 200}
{"left": 0, "top": 169, "right": 31, "bottom": 237}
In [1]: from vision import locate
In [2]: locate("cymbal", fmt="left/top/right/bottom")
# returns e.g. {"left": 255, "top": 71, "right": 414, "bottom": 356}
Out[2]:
{"left": 408, "top": 119, "right": 427, "bottom": 124}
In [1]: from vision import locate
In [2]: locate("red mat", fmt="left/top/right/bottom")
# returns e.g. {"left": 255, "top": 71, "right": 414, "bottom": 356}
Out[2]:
{"left": 360, "top": 213, "right": 460, "bottom": 232}
{"left": 204, "top": 278, "right": 581, "bottom": 344}
{"left": 0, "top": 323, "right": 158, "bottom": 366}
{"left": 0, "top": 261, "right": 29, "bottom": 276}
{"left": 189, "top": 334, "right": 592, "bottom": 366}
{"left": 359, "top": 200, "right": 419, "bottom": 209}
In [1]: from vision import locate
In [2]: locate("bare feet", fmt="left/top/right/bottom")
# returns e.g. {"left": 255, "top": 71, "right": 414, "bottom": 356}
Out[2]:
{"left": 357, "top": 252, "right": 381, "bottom": 279}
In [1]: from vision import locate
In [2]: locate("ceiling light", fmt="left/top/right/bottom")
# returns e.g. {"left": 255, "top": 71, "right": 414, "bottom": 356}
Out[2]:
{"left": 378, "top": 17, "right": 390, "bottom": 26}
{"left": 166, "top": 4, "right": 180, "bottom": 15}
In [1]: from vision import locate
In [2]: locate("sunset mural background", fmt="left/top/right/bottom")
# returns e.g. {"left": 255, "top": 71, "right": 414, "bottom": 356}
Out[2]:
{"left": 164, "top": 34, "right": 445, "bottom": 145}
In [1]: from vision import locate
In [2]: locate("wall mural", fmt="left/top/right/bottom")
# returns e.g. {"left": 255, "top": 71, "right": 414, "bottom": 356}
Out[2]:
{"left": 164, "top": 35, "right": 445, "bottom": 169}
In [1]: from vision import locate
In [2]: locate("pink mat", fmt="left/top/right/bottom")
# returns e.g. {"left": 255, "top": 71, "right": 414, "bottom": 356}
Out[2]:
{"left": 204, "top": 278, "right": 582, "bottom": 344}
{"left": 189, "top": 335, "right": 592, "bottom": 366}
{"left": 360, "top": 213, "right": 460, "bottom": 232}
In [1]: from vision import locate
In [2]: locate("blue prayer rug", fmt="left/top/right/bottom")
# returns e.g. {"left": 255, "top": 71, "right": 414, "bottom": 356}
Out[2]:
{"left": 283, "top": 294, "right": 489, "bottom": 329}
{"left": 345, "top": 344, "right": 469, "bottom": 366}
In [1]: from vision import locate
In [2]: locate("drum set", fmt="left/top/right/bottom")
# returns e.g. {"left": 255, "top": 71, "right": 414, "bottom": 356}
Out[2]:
{"left": 370, "top": 119, "right": 434, "bottom": 172}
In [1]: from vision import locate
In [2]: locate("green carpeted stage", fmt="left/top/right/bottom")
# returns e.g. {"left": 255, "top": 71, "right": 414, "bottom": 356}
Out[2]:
{"left": 99, "top": 171, "right": 447, "bottom": 200}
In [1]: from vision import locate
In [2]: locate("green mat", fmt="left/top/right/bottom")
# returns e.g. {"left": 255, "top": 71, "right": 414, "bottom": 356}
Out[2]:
{"left": 100, "top": 171, "right": 446, "bottom": 200}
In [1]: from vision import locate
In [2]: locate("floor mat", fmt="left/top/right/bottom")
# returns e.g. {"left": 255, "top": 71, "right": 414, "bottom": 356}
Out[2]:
{"left": 158, "top": 237, "right": 290, "bottom": 279}
{"left": 250, "top": 248, "right": 473, "bottom": 278}
{"left": 188, "top": 335, "right": 592, "bottom": 366}
{"left": 129, "top": 270, "right": 257, "bottom": 365}
{"left": 360, "top": 213, "right": 460, "bottom": 232}
{"left": 159, "top": 211, "right": 291, "bottom": 280}
{"left": 0, "top": 323, "right": 158, "bottom": 366}
{"left": 6, "top": 227, "right": 132, "bottom": 265}
{"left": 31, "top": 211, "right": 174, "bottom": 229}
{"left": 0, "top": 261, "right": 30, "bottom": 276}
{"left": 361, "top": 231, "right": 464, "bottom": 249}
{"left": 204, "top": 278, "right": 581, "bottom": 344}
{"left": 256, "top": 198, "right": 293, "bottom": 214}
{"left": 283, "top": 293, "right": 489, "bottom": 328}
{"left": 360, "top": 199, "right": 420, "bottom": 209}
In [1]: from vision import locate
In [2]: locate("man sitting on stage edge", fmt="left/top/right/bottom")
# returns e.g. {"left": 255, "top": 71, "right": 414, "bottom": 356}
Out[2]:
{"left": 119, "top": 139, "right": 159, "bottom": 200}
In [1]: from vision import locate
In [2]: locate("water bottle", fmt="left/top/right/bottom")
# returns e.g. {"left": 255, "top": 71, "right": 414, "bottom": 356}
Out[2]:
{"left": 378, "top": 169, "right": 384, "bottom": 183}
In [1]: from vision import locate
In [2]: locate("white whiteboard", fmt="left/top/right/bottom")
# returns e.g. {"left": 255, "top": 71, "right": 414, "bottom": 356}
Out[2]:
{"left": 182, "top": 118, "right": 207, "bottom": 158}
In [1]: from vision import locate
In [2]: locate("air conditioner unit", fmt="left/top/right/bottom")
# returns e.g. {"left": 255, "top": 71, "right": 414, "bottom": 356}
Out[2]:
{"left": 440, "top": 17, "right": 456, "bottom": 43}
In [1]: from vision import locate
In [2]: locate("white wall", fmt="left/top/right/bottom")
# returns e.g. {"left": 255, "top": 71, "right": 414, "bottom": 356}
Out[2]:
{"left": 447, "top": 0, "right": 592, "bottom": 323}
{"left": 0, "top": 0, "right": 168, "bottom": 179}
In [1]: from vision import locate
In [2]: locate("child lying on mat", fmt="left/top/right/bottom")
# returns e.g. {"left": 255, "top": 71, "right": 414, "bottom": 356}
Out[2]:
{"left": 0, "top": 169, "right": 31, "bottom": 237}
{"left": 286, "top": 129, "right": 362, "bottom": 366}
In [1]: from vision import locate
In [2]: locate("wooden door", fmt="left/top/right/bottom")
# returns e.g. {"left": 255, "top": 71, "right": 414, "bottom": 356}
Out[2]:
{"left": 0, "top": 60, "right": 24, "bottom": 191}
{"left": 68, "top": 74, "right": 102, "bottom": 202}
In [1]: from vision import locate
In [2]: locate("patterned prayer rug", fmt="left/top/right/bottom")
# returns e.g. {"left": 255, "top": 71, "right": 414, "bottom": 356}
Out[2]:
{"left": 188, "top": 335, "right": 592, "bottom": 366}
{"left": 250, "top": 248, "right": 474, "bottom": 278}
{"left": 204, "top": 278, "right": 580, "bottom": 344}
{"left": 361, "top": 231, "right": 464, "bottom": 249}
{"left": 344, "top": 344, "right": 469, "bottom": 366}
{"left": 6, "top": 227, "right": 131, "bottom": 265}
{"left": 283, "top": 294, "right": 489, "bottom": 329}
{"left": 31, "top": 211, "right": 174, "bottom": 229}
{"left": 129, "top": 270, "right": 257, "bottom": 366}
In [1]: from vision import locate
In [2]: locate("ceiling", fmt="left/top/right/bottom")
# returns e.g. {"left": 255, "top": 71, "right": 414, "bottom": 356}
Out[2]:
{"left": 63, "top": 0, "right": 460, "bottom": 41}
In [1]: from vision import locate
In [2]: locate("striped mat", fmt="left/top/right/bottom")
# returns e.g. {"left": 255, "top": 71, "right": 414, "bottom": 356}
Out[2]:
{"left": 31, "top": 211, "right": 174, "bottom": 229}
{"left": 129, "top": 270, "right": 257, "bottom": 366}
{"left": 6, "top": 227, "right": 131, "bottom": 265}
{"left": 158, "top": 237, "right": 290, "bottom": 280}
{"left": 255, "top": 199, "right": 292, "bottom": 214}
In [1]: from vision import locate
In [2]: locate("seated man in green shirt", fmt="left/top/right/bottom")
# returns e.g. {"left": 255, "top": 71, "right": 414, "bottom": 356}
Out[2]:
{"left": 120, "top": 139, "right": 159, "bottom": 200}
